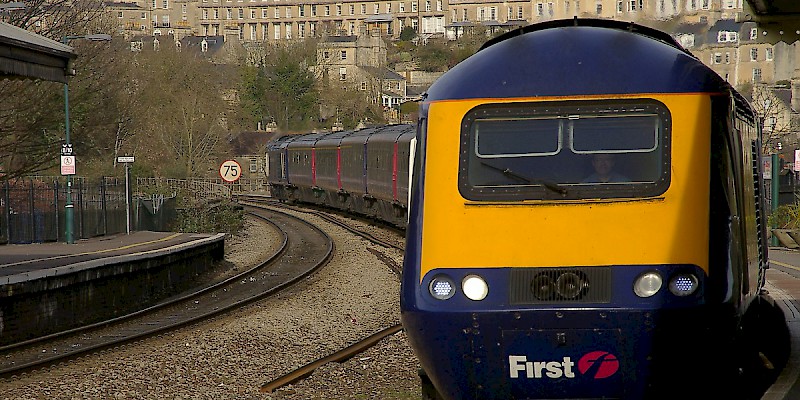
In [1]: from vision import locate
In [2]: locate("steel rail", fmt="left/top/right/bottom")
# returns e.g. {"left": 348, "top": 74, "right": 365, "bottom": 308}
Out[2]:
{"left": 0, "top": 208, "right": 333, "bottom": 378}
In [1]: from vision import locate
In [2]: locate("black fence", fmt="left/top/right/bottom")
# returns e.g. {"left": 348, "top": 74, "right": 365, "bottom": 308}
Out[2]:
{"left": 0, "top": 177, "right": 128, "bottom": 244}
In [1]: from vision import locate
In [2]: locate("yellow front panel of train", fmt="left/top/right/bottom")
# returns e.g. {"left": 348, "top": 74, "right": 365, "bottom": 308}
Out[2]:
{"left": 420, "top": 95, "right": 711, "bottom": 278}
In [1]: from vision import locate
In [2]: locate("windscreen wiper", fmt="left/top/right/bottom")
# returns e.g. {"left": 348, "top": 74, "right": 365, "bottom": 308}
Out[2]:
{"left": 479, "top": 161, "right": 568, "bottom": 196}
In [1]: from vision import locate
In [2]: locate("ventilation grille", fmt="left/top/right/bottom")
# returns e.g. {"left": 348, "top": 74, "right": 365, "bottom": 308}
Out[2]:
{"left": 510, "top": 267, "right": 612, "bottom": 304}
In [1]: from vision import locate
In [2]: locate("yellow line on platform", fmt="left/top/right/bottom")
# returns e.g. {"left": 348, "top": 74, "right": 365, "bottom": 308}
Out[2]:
{"left": 0, "top": 233, "right": 183, "bottom": 268}
{"left": 771, "top": 259, "right": 800, "bottom": 272}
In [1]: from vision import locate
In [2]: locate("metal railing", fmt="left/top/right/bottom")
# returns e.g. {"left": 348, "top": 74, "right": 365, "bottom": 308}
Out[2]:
{"left": 136, "top": 177, "right": 269, "bottom": 198}
{"left": 0, "top": 177, "right": 127, "bottom": 244}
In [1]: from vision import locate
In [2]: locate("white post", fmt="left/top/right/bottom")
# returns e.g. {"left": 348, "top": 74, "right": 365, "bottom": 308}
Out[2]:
{"left": 125, "top": 162, "right": 131, "bottom": 234}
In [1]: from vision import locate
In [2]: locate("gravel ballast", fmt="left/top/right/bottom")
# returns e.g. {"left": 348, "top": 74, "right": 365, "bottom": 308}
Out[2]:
{"left": 0, "top": 213, "right": 423, "bottom": 399}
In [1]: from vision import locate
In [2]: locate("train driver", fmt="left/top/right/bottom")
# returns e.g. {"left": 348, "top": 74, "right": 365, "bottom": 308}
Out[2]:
{"left": 582, "top": 153, "right": 629, "bottom": 183}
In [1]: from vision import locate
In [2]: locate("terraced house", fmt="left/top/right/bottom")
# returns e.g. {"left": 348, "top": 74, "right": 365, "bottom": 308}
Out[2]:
{"left": 105, "top": 0, "right": 745, "bottom": 42}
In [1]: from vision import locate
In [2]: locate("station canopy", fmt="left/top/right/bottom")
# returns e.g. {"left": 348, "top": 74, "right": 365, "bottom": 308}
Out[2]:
{"left": 0, "top": 21, "right": 76, "bottom": 83}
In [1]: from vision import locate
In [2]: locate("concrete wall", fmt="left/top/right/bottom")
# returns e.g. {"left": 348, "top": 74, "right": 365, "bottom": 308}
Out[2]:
{"left": 0, "top": 236, "right": 224, "bottom": 346}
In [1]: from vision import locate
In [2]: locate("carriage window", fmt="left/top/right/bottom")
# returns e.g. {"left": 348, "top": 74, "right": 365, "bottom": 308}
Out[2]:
{"left": 458, "top": 100, "right": 671, "bottom": 201}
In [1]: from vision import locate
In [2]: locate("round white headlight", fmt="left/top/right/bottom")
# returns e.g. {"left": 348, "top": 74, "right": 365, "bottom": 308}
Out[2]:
{"left": 669, "top": 273, "right": 699, "bottom": 297}
{"left": 462, "top": 275, "right": 489, "bottom": 301}
{"left": 429, "top": 275, "right": 456, "bottom": 300}
{"left": 633, "top": 271, "right": 663, "bottom": 298}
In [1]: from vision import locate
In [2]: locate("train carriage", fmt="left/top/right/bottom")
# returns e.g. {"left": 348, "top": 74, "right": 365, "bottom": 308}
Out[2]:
{"left": 266, "top": 124, "right": 416, "bottom": 228}
{"left": 365, "top": 125, "right": 416, "bottom": 226}
{"left": 313, "top": 130, "right": 354, "bottom": 208}
{"left": 400, "top": 19, "right": 788, "bottom": 400}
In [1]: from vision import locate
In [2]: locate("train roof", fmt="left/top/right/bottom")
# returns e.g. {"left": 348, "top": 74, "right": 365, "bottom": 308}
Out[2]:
{"left": 425, "top": 18, "right": 733, "bottom": 102}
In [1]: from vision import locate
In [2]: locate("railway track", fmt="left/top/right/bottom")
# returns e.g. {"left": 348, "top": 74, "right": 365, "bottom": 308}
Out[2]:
{"left": 238, "top": 196, "right": 408, "bottom": 392}
{"left": 0, "top": 207, "right": 333, "bottom": 378}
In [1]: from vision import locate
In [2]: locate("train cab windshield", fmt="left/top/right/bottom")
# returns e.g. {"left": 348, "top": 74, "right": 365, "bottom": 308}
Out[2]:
{"left": 458, "top": 99, "right": 671, "bottom": 201}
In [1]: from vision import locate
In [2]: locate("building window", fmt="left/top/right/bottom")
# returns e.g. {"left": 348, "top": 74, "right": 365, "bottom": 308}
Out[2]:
{"left": 311, "top": 5, "right": 317, "bottom": 16}
{"left": 262, "top": 9, "right": 267, "bottom": 18}
{"left": 517, "top": 6, "right": 523, "bottom": 19}
{"left": 286, "top": 23, "right": 291, "bottom": 38}
{"left": 596, "top": 2, "right": 602, "bottom": 14}
{"left": 339, "top": 67, "right": 347, "bottom": 80}
{"left": 750, "top": 48, "right": 758, "bottom": 61}
{"left": 462, "top": 8, "right": 467, "bottom": 20}
{"left": 299, "top": 5, "right": 304, "bottom": 16}
{"left": 714, "top": 53, "right": 722, "bottom": 64}
{"left": 349, "top": 4, "right": 354, "bottom": 14}
{"left": 299, "top": 22, "right": 305, "bottom": 37}
{"left": 374, "top": 4, "right": 379, "bottom": 13}
{"left": 753, "top": 68, "right": 762, "bottom": 82}
{"left": 361, "top": 4, "right": 366, "bottom": 13}
{"left": 227, "top": 9, "right": 232, "bottom": 19}
{"left": 203, "top": 9, "right": 208, "bottom": 18}
{"left": 437, "top": 0, "right": 442, "bottom": 11}
{"left": 213, "top": 9, "right": 219, "bottom": 18}
{"left": 336, "top": 4, "right": 341, "bottom": 15}
{"left": 118, "top": 11, "right": 123, "bottom": 18}
{"left": 750, "top": 28, "right": 758, "bottom": 40}
{"left": 274, "top": 24, "right": 280, "bottom": 39}
{"left": 399, "top": 2, "right": 405, "bottom": 12}
{"left": 766, "top": 47, "right": 774, "bottom": 61}
{"left": 238, "top": 8, "right": 244, "bottom": 18}
{"left": 412, "top": 1, "right": 417, "bottom": 12}
{"left": 725, "top": 52, "right": 730, "bottom": 64}
{"left": 163, "top": 0, "right": 168, "bottom": 9}
{"left": 361, "top": 81, "right": 367, "bottom": 90}
{"left": 536, "top": 3, "right": 543, "bottom": 16}
{"left": 341, "top": 50, "right": 347, "bottom": 60}
{"left": 286, "top": 6, "right": 291, "bottom": 17}
{"left": 324, "top": 5, "right": 329, "bottom": 15}
{"left": 274, "top": 8, "right": 279, "bottom": 17}
{"left": 617, "top": 0, "right": 623, "bottom": 13}
{"left": 349, "top": 21, "right": 355, "bottom": 34}
{"left": 387, "top": 3, "right": 391, "bottom": 12}
{"left": 717, "top": 31, "right": 737, "bottom": 43}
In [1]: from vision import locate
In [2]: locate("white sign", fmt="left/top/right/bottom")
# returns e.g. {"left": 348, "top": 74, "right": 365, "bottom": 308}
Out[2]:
{"left": 117, "top": 156, "right": 135, "bottom": 163}
{"left": 61, "top": 155, "right": 76, "bottom": 175}
{"left": 219, "top": 160, "right": 242, "bottom": 183}
{"left": 795, "top": 150, "right": 800, "bottom": 172}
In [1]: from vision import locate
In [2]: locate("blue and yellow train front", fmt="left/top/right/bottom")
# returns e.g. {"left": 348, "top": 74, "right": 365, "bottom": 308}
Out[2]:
{"left": 401, "top": 21, "right": 753, "bottom": 400}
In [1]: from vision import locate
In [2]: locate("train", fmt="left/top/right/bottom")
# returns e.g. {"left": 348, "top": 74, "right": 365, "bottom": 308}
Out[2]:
{"left": 266, "top": 18, "right": 789, "bottom": 400}
{"left": 265, "top": 124, "right": 415, "bottom": 228}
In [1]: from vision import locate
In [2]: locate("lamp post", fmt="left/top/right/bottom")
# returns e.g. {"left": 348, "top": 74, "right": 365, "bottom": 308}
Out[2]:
{"left": 61, "top": 33, "right": 112, "bottom": 244}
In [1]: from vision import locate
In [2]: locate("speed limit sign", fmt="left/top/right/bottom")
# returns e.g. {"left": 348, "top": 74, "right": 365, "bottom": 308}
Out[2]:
{"left": 219, "top": 160, "right": 242, "bottom": 183}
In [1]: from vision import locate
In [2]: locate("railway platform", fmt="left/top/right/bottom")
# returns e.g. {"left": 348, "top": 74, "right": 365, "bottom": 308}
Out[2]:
{"left": 0, "top": 231, "right": 225, "bottom": 346}
{"left": 764, "top": 248, "right": 800, "bottom": 399}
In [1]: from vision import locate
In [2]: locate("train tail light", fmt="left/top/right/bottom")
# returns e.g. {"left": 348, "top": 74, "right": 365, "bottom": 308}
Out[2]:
{"left": 668, "top": 273, "right": 699, "bottom": 296}
{"left": 429, "top": 275, "right": 456, "bottom": 300}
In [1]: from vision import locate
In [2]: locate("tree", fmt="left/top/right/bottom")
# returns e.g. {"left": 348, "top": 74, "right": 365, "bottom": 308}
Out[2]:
{"left": 745, "top": 83, "right": 797, "bottom": 155}
{"left": 0, "top": 0, "right": 112, "bottom": 180}
{"left": 236, "top": 42, "right": 319, "bottom": 132}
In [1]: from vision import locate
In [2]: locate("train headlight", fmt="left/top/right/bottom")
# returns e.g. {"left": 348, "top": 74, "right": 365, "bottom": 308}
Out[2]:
{"left": 462, "top": 275, "right": 489, "bottom": 301}
{"left": 429, "top": 275, "right": 456, "bottom": 300}
{"left": 669, "top": 274, "right": 699, "bottom": 297}
{"left": 633, "top": 271, "right": 663, "bottom": 298}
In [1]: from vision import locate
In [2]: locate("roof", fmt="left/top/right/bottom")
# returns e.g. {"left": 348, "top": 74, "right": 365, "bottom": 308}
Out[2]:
{"left": 365, "top": 14, "right": 393, "bottom": 22}
{"left": 428, "top": 19, "right": 729, "bottom": 101}
{"left": 323, "top": 35, "right": 358, "bottom": 43}
{"left": 0, "top": 21, "right": 76, "bottom": 83}
{"left": 361, "top": 66, "right": 405, "bottom": 80}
